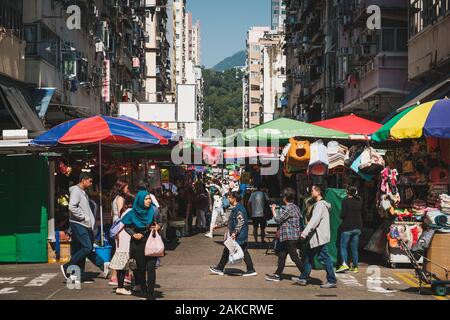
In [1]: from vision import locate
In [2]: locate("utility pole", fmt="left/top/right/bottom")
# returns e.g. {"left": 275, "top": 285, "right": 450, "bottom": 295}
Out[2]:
{"left": 208, "top": 105, "right": 211, "bottom": 137}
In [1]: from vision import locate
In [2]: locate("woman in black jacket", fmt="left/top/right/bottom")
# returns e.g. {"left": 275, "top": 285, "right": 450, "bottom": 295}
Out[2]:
{"left": 122, "top": 191, "right": 161, "bottom": 300}
{"left": 337, "top": 187, "right": 363, "bottom": 273}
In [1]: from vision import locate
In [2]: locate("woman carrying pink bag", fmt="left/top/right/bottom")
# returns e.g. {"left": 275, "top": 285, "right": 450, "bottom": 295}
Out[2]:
{"left": 145, "top": 229, "right": 165, "bottom": 257}
{"left": 122, "top": 191, "right": 162, "bottom": 300}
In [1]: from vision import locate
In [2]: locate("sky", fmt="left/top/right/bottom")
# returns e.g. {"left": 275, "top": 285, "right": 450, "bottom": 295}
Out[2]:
{"left": 187, "top": 0, "right": 271, "bottom": 69}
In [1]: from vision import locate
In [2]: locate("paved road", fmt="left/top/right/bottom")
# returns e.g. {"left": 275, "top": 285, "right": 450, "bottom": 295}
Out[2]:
{"left": 0, "top": 227, "right": 447, "bottom": 300}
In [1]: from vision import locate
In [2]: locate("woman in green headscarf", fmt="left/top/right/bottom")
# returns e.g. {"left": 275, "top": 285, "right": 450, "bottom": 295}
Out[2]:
{"left": 123, "top": 191, "right": 161, "bottom": 300}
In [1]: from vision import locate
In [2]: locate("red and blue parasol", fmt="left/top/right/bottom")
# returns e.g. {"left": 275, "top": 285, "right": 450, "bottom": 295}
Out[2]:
{"left": 31, "top": 115, "right": 174, "bottom": 146}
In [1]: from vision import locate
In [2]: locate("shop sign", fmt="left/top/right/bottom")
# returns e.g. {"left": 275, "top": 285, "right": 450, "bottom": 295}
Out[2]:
{"left": 161, "top": 169, "right": 170, "bottom": 183}
{"left": 132, "top": 57, "right": 140, "bottom": 68}
{"left": 102, "top": 59, "right": 110, "bottom": 102}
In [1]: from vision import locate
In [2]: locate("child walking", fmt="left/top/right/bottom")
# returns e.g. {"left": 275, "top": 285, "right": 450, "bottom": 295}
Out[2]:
{"left": 109, "top": 200, "right": 133, "bottom": 295}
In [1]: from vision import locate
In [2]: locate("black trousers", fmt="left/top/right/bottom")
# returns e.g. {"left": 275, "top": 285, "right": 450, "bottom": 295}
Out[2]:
{"left": 275, "top": 240, "right": 303, "bottom": 276}
{"left": 130, "top": 234, "right": 158, "bottom": 296}
{"left": 117, "top": 270, "right": 126, "bottom": 289}
{"left": 217, "top": 242, "right": 255, "bottom": 272}
{"left": 252, "top": 217, "right": 267, "bottom": 241}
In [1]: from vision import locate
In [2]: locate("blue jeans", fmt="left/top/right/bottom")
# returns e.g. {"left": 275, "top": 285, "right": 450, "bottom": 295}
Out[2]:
{"left": 340, "top": 229, "right": 361, "bottom": 267}
{"left": 64, "top": 222, "right": 105, "bottom": 274}
{"left": 300, "top": 244, "right": 337, "bottom": 284}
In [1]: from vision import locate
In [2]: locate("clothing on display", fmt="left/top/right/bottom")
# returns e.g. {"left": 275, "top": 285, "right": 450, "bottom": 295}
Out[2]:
{"left": 328, "top": 143, "right": 348, "bottom": 169}
{"left": 350, "top": 153, "right": 374, "bottom": 181}
{"left": 387, "top": 224, "right": 423, "bottom": 249}
{"left": 308, "top": 140, "right": 329, "bottom": 176}
{"left": 358, "top": 147, "right": 385, "bottom": 175}
{"left": 427, "top": 184, "right": 449, "bottom": 207}
{"left": 440, "top": 194, "right": 450, "bottom": 214}
{"left": 380, "top": 168, "right": 399, "bottom": 194}
{"left": 327, "top": 141, "right": 340, "bottom": 155}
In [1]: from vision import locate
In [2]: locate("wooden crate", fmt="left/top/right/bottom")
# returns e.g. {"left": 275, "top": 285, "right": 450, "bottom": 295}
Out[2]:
{"left": 425, "top": 233, "right": 450, "bottom": 280}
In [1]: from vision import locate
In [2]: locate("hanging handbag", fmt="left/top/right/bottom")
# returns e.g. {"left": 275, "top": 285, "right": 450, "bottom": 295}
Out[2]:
{"left": 358, "top": 147, "right": 385, "bottom": 174}
{"left": 145, "top": 229, "right": 165, "bottom": 257}
{"left": 287, "top": 138, "right": 311, "bottom": 169}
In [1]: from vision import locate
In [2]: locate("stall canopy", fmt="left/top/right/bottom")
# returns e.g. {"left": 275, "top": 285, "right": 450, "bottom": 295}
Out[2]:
{"left": 31, "top": 115, "right": 174, "bottom": 146}
{"left": 30, "top": 115, "right": 177, "bottom": 247}
{"left": 372, "top": 98, "right": 450, "bottom": 141}
{"left": 312, "top": 114, "right": 382, "bottom": 135}
{"left": 225, "top": 118, "right": 349, "bottom": 144}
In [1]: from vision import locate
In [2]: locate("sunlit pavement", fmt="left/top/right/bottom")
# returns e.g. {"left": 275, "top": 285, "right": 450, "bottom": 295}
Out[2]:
{"left": 0, "top": 226, "right": 447, "bottom": 300}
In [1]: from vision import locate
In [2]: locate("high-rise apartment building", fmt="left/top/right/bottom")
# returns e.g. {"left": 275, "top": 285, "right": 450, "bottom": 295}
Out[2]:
{"left": 244, "top": 26, "right": 271, "bottom": 128}
{"left": 271, "top": 0, "right": 286, "bottom": 32}
{"left": 173, "top": 0, "right": 186, "bottom": 85}
{"left": 192, "top": 21, "right": 201, "bottom": 66}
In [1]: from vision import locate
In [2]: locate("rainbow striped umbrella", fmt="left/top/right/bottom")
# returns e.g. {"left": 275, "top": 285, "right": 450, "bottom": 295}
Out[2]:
{"left": 372, "top": 99, "right": 450, "bottom": 141}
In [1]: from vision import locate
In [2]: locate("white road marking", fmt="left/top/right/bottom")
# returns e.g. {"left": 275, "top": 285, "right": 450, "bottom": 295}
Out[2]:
{"left": 24, "top": 273, "right": 58, "bottom": 287}
{"left": 366, "top": 276, "right": 400, "bottom": 285}
{"left": 0, "top": 288, "right": 18, "bottom": 295}
{"left": 336, "top": 274, "right": 364, "bottom": 287}
{"left": 0, "top": 277, "right": 27, "bottom": 284}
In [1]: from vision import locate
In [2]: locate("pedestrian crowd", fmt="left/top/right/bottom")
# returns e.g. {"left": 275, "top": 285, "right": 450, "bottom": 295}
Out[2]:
{"left": 62, "top": 171, "right": 364, "bottom": 299}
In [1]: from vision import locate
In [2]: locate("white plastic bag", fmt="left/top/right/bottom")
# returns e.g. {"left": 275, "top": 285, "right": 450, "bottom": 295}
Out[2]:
{"left": 224, "top": 238, "right": 244, "bottom": 264}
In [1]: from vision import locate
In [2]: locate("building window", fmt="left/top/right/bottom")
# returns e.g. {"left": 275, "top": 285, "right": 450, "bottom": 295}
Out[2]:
{"left": 409, "top": 0, "right": 450, "bottom": 37}
{"left": 24, "top": 23, "right": 60, "bottom": 67}
{"left": 0, "top": 0, "right": 23, "bottom": 39}
{"left": 381, "top": 28, "right": 408, "bottom": 52}
{"left": 251, "top": 45, "right": 260, "bottom": 52}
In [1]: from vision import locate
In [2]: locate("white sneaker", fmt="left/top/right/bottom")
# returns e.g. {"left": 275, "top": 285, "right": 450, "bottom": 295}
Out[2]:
{"left": 60, "top": 265, "right": 68, "bottom": 280}
{"left": 116, "top": 288, "right": 132, "bottom": 296}
{"left": 204, "top": 232, "right": 213, "bottom": 238}
{"left": 103, "top": 262, "right": 111, "bottom": 279}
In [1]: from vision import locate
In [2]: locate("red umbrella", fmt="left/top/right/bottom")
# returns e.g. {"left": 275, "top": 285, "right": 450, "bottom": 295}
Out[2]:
{"left": 312, "top": 114, "right": 382, "bottom": 135}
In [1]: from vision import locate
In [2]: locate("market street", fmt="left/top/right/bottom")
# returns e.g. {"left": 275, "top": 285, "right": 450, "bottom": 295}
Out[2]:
{"left": 0, "top": 226, "right": 447, "bottom": 301}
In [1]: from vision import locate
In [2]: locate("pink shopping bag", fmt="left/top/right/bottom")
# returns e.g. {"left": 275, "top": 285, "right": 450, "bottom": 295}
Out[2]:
{"left": 145, "top": 229, "right": 165, "bottom": 257}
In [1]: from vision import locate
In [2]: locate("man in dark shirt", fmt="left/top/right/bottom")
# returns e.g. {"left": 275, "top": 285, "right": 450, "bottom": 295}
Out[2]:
{"left": 337, "top": 187, "right": 363, "bottom": 273}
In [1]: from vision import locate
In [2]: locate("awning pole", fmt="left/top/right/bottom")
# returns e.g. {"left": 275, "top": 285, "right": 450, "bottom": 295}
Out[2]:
{"left": 99, "top": 141, "right": 104, "bottom": 247}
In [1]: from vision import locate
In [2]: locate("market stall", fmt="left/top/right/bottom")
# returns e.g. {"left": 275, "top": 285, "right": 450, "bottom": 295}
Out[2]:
{"left": 31, "top": 115, "right": 177, "bottom": 262}
{"left": 368, "top": 98, "right": 450, "bottom": 268}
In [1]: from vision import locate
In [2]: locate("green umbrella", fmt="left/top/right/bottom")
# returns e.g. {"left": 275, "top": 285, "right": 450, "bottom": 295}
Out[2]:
{"left": 228, "top": 118, "right": 349, "bottom": 143}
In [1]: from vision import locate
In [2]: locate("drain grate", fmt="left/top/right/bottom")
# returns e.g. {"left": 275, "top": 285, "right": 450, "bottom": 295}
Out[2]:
{"left": 315, "top": 295, "right": 338, "bottom": 297}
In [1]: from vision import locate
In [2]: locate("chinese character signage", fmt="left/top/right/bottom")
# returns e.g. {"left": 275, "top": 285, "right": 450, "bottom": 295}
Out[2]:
{"left": 102, "top": 59, "right": 110, "bottom": 102}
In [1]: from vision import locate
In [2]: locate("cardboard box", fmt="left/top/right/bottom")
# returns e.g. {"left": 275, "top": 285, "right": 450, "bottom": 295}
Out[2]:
{"left": 425, "top": 233, "right": 450, "bottom": 280}
{"left": 59, "top": 243, "right": 71, "bottom": 263}
{"left": 47, "top": 242, "right": 58, "bottom": 264}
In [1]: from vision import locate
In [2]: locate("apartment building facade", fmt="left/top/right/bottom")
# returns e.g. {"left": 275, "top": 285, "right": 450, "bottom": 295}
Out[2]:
{"left": 143, "top": 0, "right": 171, "bottom": 103}
{"left": 245, "top": 26, "right": 271, "bottom": 128}
{"left": 284, "top": 0, "right": 413, "bottom": 123}
{"left": 402, "top": 0, "right": 450, "bottom": 109}
{"left": 173, "top": 0, "right": 186, "bottom": 86}
{"left": 192, "top": 20, "right": 201, "bottom": 66}
{"left": 15, "top": 0, "right": 153, "bottom": 129}
{"left": 0, "top": 0, "right": 46, "bottom": 137}
{"left": 272, "top": 0, "right": 287, "bottom": 32}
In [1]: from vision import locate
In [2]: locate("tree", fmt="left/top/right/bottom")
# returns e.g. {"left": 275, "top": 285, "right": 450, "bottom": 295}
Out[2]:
{"left": 203, "top": 68, "right": 244, "bottom": 135}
